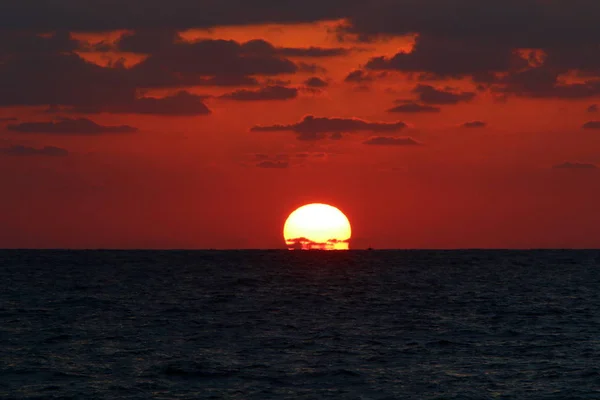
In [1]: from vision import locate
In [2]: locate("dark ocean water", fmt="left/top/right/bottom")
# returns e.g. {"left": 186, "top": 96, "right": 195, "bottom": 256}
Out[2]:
{"left": 1, "top": 250, "right": 600, "bottom": 399}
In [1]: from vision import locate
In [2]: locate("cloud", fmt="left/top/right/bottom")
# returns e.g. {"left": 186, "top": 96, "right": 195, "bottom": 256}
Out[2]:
{"left": 115, "top": 29, "right": 185, "bottom": 53}
{"left": 344, "top": 70, "right": 373, "bottom": 83}
{"left": 0, "top": 117, "right": 18, "bottom": 122}
{"left": 0, "top": 0, "right": 359, "bottom": 31}
{"left": 305, "top": 77, "right": 328, "bottom": 88}
{"left": 352, "top": 10, "right": 600, "bottom": 99}
{"left": 363, "top": 136, "right": 419, "bottom": 146}
{"left": 251, "top": 115, "right": 406, "bottom": 141}
{"left": 6, "top": 2, "right": 600, "bottom": 113}
{"left": 277, "top": 47, "right": 350, "bottom": 58}
{"left": 542, "top": 46, "right": 600, "bottom": 77}
{"left": 9, "top": 0, "right": 597, "bottom": 51}
{"left": 462, "top": 121, "right": 487, "bottom": 128}
{"left": 297, "top": 62, "right": 327, "bottom": 74}
{"left": 0, "top": 31, "right": 80, "bottom": 55}
{"left": 344, "top": 1, "right": 600, "bottom": 50}
{"left": 553, "top": 162, "right": 597, "bottom": 169}
{"left": 221, "top": 86, "right": 298, "bottom": 101}
{"left": 69, "top": 91, "right": 211, "bottom": 116}
{"left": 343, "top": 2, "right": 600, "bottom": 98}
{"left": 112, "top": 38, "right": 325, "bottom": 97}
{"left": 0, "top": 145, "right": 69, "bottom": 157}
{"left": 583, "top": 121, "right": 600, "bottom": 130}
{"left": 494, "top": 68, "right": 600, "bottom": 99}
{"left": 286, "top": 237, "right": 350, "bottom": 250}
{"left": 4, "top": 0, "right": 600, "bottom": 59}
{"left": 256, "top": 160, "right": 289, "bottom": 169}
{"left": 7, "top": 118, "right": 137, "bottom": 134}
{"left": 128, "top": 39, "right": 298, "bottom": 88}
{"left": 588, "top": 104, "right": 599, "bottom": 113}
{"left": 413, "top": 84, "right": 476, "bottom": 105}
{"left": 0, "top": 32, "right": 305, "bottom": 111}
{"left": 116, "top": 32, "right": 348, "bottom": 60}
{"left": 296, "top": 152, "right": 327, "bottom": 158}
{"left": 0, "top": 51, "right": 135, "bottom": 107}
{"left": 365, "top": 35, "right": 522, "bottom": 79}
{"left": 387, "top": 103, "right": 441, "bottom": 113}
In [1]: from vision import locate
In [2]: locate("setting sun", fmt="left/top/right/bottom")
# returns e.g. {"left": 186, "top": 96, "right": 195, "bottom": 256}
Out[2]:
{"left": 283, "top": 203, "right": 351, "bottom": 250}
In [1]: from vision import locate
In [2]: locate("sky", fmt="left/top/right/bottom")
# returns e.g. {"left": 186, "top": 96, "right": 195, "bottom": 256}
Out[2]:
{"left": 2, "top": 0, "right": 600, "bottom": 249}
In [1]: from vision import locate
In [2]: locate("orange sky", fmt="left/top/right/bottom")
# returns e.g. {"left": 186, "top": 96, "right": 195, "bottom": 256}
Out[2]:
{"left": 2, "top": 5, "right": 600, "bottom": 249}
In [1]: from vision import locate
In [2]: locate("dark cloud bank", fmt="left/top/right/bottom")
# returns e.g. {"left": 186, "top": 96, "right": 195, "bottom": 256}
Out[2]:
{"left": 2, "top": 1, "right": 600, "bottom": 123}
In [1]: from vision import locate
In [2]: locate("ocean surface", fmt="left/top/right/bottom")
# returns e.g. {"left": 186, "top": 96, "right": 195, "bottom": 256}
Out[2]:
{"left": 1, "top": 250, "right": 600, "bottom": 399}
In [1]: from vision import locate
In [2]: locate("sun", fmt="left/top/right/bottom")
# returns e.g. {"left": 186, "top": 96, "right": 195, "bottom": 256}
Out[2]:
{"left": 283, "top": 203, "right": 352, "bottom": 250}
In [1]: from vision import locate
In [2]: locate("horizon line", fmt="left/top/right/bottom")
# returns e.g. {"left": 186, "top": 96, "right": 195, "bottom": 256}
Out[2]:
{"left": 0, "top": 248, "right": 599, "bottom": 251}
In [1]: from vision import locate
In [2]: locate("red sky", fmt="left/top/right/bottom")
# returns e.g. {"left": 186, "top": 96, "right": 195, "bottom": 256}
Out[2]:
{"left": 2, "top": 1, "right": 600, "bottom": 249}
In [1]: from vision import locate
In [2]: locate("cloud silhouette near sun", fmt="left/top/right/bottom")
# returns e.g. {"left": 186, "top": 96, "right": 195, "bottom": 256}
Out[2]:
{"left": 286, "top": 237, "right": 350, "bottom": 250}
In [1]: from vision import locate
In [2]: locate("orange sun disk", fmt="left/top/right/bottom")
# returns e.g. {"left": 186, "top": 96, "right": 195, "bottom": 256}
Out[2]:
{"left": 283, "top": 203, "right": 351, "bottom": 250}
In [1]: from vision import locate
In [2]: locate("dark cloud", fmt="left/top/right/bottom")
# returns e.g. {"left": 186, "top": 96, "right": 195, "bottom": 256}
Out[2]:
{"left": 251, "top": 115, "right": 406, "bottom": 141}
{"left": 0, "top": 51, "right": 134, "bottom": 107}
{"left": 346, "top": 2, "right": 600, "bottom": 99}
{"left": 68, "top": 91, "right": 211, "bottom": 116}
{"left": 413, "top": 84, "right": 476, "bottom": 105}
{"left": 366, "top": 35, "right": 523, "bottom": 79}
{"left": 0, "top": 31, "right": 79, "bottom": 55}
{"left": 387, "top": 103, "right": 441, "bottom": 113}
{"left": 286, "top": 237, "right": 349, "bottom": 250}
{"left": 542, "top": 46, "right": 600, "bottom": 77}
{"left": 115, "top": 29, "right": 184, "bottom": 53}
{"left": 587, "top": 104, "right": 599, "bottom": 113}
{"left": 9, "top": 0, "right": 598, "bottom": 49}
{"left": 0, "top": 1, "right": 363, "bottom": 31}
{"left": 8, "top": 118, "right": 137, "bottom": 134}
{"left": 363, "top": 136, "right": 419, "bottom": 146}
{"left": 197, "top": 75, "right": 260, "bottom": 87}
{"left": 111, "top": 91, "right": 210, "bottom": 116}
{"left": 0, "top": 31, "right": 309, "bottom": 111}
{"left": 0, "top": 145, "right": 69, "bottom": 157}
{"left": 305, "top": 77, "right": 328, "bottom": 88}
{"left": 344, "top": 1, "right": 600, "bottom": 49}
{"left": 278, "top": 47, "right": 350, "bottom": 58}
{"left": 128, "top": 39, "right": 298, "bottom": 89}
{"left": 462, "top": 121, "right": 487, "bottom": 128}
{"left": 583, "top": 121, "right": 600, "bottom": 130}
{"left": 256, "top": 160, "right": 289, "bottom": 169}
{"left": 553, "top": 162, "right": 597, "bottom": 169}
{"left": 296, "top": 152, "right": 327, "bottom": 158}
{"left": 112, "top": 35, "right": 338, "bottom": 90}
{"left": 494, "top": 68, "right": 600, "bottom": 99}
{"left": 344, "top": 70, "right": 373, "bottom": 83}
{"left": 4, "top": 1, "right": 600, "bottom": 57}
{"left": 5, "top": 2, "right": 600, "bottom": 109}
{"left": 0, "top": 117, "right": 18, "bottom": 122}
{"left": 221, "top": 86, "right": 298, "bottom": 101}
{"left": 116, "top": 33, "right": 349, "bottom": 59}
{"left": 297, "top": 62, "right": 327, "bottom": 74}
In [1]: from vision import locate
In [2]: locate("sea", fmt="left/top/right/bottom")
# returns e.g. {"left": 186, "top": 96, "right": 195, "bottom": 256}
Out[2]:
{"left": 1, "top": 250, "right": 599, "bottom": 399}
